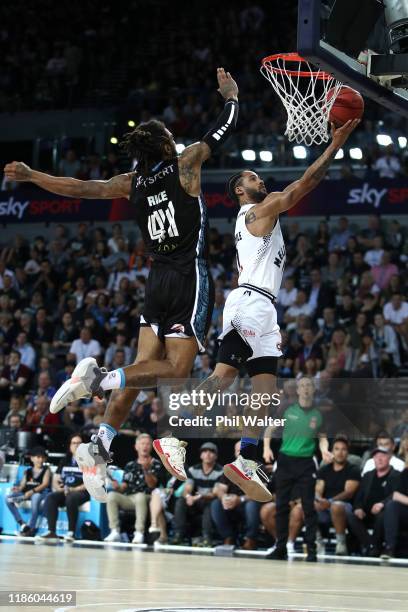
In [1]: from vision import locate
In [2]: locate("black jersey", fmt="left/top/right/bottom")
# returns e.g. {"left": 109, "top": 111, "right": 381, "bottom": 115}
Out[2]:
{"left": 23, "top": 466, "right": 49, "bottom": 492}
{"left": 130, "top": 158, "right": 209, "bottom": 272}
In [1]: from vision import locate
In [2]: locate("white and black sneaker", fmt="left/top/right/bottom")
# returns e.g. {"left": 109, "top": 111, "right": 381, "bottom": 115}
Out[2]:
{"left": 223, "top": 455, "right": 272, "bottom": 502}
{"left": 75, "top": 435, "right": 112, "bottom": 502}
{"left": 50, "top": 357, "right": 108, "bottom": 414}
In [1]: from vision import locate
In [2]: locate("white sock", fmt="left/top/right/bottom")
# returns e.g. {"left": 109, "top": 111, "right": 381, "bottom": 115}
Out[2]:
{"left": 97, "top": 423, "right": 117, "bottom": 452}
{"left": 336, "top": 533, "right": 346, "bottom": 543}
{"left": 100, "top": 369, "right": 125, "bottom": 391}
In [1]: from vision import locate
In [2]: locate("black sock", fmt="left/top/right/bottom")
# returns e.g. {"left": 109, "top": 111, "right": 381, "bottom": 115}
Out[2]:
{"left": 240, "top": 443, "right": 258, "bottom": 461}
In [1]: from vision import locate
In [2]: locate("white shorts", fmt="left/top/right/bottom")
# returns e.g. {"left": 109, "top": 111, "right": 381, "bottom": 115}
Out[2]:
{"left": 219, "top": 285, "right": 282, "bottom": 361}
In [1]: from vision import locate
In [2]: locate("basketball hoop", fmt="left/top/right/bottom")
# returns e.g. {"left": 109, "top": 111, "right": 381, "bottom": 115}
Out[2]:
{"left": 260, "top": 53, "right": 343, "bottom": 146}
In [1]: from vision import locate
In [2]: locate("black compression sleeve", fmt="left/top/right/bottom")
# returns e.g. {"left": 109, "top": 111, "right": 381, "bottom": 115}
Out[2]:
{"left": 202, "top": 98, "right": 239, "bottom": 152}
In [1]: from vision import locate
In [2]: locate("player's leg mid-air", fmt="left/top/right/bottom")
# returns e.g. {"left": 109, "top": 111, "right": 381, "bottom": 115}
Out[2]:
{"left": 4, "top": 68, "right": 239, "bottom": 502}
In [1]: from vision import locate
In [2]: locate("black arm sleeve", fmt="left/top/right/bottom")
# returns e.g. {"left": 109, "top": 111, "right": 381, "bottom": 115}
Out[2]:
{"left": 202, "top": 98, "right": 239, "bottom": 152}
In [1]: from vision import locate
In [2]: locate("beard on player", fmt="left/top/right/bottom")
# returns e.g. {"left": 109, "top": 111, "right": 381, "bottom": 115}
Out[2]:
{"left": 245, "top": 184, "right": 267, "bottom": 203}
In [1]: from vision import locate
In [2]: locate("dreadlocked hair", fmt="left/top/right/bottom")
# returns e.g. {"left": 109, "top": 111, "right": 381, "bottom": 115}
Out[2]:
{"left": 120, "top": 119, "right": 170, "bottom": 176}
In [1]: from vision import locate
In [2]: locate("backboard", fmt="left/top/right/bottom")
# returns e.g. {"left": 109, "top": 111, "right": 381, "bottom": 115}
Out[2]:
{"left": 297, "top": 0, "right": 408, "bottom": 117}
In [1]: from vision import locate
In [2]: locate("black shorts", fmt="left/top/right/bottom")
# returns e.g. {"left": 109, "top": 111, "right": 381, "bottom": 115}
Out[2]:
{"left": 141, "top": 259, "right": 214, "bottom": 351}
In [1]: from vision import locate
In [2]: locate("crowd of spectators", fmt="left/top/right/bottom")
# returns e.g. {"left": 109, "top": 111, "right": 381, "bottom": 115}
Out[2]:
{"left": 2, "top": 1, "right": 408, "bottom": 173}
{"left": 0, "top": 214, "right": 407, "bottom": 556}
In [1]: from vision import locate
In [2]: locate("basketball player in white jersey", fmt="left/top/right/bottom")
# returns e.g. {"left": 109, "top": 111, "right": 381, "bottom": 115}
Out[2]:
{"left": 189, "top": 118, "right": 359, "bottom": 502}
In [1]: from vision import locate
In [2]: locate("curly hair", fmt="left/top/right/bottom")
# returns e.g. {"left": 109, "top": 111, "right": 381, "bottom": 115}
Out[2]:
{"left": 120, "top": 120, "right": 171, "bottom": 175}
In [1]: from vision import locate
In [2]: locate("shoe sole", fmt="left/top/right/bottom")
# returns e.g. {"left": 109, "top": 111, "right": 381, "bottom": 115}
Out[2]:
{"left": 50, "top": 358, "right": 96, "bottom": 414}
{"left": 223, "top": 463, "right": 272, "bottom": 502}
{"left": 152, "top": 439, "right": 187, "bottom": 481}
{"left": 75, "top": 443, "right": 108, "bottom": 503}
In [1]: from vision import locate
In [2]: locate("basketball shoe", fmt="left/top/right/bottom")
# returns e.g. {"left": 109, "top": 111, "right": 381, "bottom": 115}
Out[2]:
{"left": 75, "top": 435, "right": 112, "bottom": 502}
{"left": 153, "top": 438, "right": 187, "bottom": 481}
{"left": 50, "top": 357, "right": 107, "bottom": 414}
{"left": 223, "top": 455, "right": 272, "bottom": 502}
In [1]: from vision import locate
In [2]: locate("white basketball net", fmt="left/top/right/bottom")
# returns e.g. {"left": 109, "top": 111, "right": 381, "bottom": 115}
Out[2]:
{"left": 260, "top": 54, "right": 342, "bottom": 146}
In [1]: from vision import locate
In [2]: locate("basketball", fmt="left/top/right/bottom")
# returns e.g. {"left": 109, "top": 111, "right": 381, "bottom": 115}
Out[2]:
{"left": 327, "top": 86, "right": 364, "bottom": 127}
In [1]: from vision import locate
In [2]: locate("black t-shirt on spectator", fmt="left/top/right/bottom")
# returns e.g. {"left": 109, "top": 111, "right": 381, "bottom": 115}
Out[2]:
{"left": 56, "top": 456, "right": 84, "bottom": 487}
{"left": 397, "top": 468, "right": 408, "bottom": 495}
{"left": 122, "top": 458, "right": 162, "bottom": 494}
{"left": 317, "top": 462, "right": 361, "bottom": 500}
{"left": 365, "top": 471, "right": 395, "bottom": 511}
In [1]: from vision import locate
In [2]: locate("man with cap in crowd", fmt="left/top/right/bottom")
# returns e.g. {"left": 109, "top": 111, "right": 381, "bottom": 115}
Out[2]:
{"left": 173, "top": 441, "right": 223, "bottom": 546}
{"left": 347, "top": 445, "right": 401, "bottom": 556}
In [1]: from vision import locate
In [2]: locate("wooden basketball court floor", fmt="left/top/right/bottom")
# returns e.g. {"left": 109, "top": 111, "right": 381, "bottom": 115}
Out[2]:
{"left": 0, "top": 539, "right": 407, "bottom": 612}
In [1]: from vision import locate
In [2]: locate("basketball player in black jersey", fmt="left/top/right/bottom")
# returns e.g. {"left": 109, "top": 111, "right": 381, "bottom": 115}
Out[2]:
{"left": 5, "top": 68, "right": 239, "bottom": 500}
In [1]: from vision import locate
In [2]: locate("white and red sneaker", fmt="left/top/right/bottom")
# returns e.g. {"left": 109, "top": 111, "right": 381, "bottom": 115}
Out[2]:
{"left": 153, "top": 437, "right": 187, "bottom": 481}
{"left": 223, "top": 455, "right": 272, "bottom": 502}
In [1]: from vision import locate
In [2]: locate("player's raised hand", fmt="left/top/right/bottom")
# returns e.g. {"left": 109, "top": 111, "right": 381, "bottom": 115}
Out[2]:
{"left": 331, "top": 118, "right": 360, "bottom": 147}
{"left": 4, "top": 161, "right": 33, "bottom": 182}
{"left": 217, "top": 67, "right": 238, "bottom": 101}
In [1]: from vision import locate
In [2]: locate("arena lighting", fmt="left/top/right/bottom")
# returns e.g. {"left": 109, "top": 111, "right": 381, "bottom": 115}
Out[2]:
{"left": 241, "top": 149, "right": 256, "bottom": 161}
{"left": 376, "top": 134, "right": 393, "bottom": 146}
{"left": 335, "top": 148, "right": 344, "bottom": 160}
{"left": 175, "top": 143, "right": 185, "bottom": 154}
{"left": 349, "top": 147, "right": 363, "bottom": 160}
{"left": 110, "top": 137, "right": 118, "bottom": 144}
{"left": 398, "top": 136, "right": 407, "bottom": 148}
{"left": 127, "top": 120, "right": 136, "bottom": 127}
{"left": 259, "top": 150, "right": 273, "bottom": 162}
{"left": 293, "top": 145, "right": 307, "bottom": 159}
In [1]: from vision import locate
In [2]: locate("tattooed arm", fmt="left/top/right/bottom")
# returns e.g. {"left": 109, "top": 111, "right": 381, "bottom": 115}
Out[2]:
{"left": 4, "top": 161, "right": 133, "bottom": 199}
{"left": 245, "top": 119, "right": 360, "bottom": 227}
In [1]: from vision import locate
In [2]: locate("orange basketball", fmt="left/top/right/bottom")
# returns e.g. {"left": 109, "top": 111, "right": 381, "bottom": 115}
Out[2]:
{"left": 327, "top": 86, "right": 364, "bottom": 127}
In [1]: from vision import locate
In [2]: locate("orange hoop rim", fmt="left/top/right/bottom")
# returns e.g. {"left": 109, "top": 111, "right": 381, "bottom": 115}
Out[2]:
{"left": 261, "top": 52, "right": 333, "bottom": 79}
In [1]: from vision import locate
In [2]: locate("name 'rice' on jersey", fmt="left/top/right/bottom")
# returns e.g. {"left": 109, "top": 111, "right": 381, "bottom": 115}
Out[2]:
{"left": 130, "top": 158, "right": 209, "bottom": 269}
{"left": 234, "top": 203, "right": 286, "bottom": 297}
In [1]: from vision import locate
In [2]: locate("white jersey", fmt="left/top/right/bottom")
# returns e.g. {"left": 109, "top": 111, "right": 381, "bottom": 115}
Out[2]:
{"left": 234, "top": 203, "right": 286, "bottom": 298}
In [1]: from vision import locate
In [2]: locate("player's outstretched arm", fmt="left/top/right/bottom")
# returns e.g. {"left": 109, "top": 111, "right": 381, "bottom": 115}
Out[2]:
{"left": 246, "top": 119, "right": 359, "bottom": 224}
{"left": 3, "top": 161, "right": 132, "bottom": 199}
{"left": 178, "top": 67, "right": 239, "bottom": 196}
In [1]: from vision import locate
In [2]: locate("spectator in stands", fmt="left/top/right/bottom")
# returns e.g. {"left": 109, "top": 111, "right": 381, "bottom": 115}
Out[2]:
{"left": 328, "top": 217, "right": 351, "bottom": 252}
{"left": 6, "top": 446, "right": 51, "bottom": 536}
{"left": 372, "top": 312, "right": 400, "bottom": 374}
{"left": 105, "top": 433, "right": 161, "bottom": 544}
{"left": 59, "top": 149, "right": 81, "bottom": 178}
{"left": 211, "top": 441, "right": 260, "bottom": 549}
{"left": 0, "top": 349, "right": 31, "bottom": 401}
{"left": 39, "top": 434, "right": 89, "bottom": 543}
{"left": 294, "top": 329, "right": 323, "bottom": 375}
{"left": 27, "top": 372, "right": 56, "bottom": 408}
{"left": 13, "top": 332, "right": 36, "bottom": 371}
{"left": 52, "top": 312, "right": 78, "bottom": 357}
{"left": 173, "top": 442, "right": 223, "bottom": 546}
{"left": 284, "top": 290, "right": 313, "bottom": 330}
{"left": 315, "top": 435, "right": 361, "bottom": 555}
{"left": 383, "top": 460, "right": 408, "bottom": 558}
{"left": 383, "top": 293, "right": 408, "bottom": 347}
{"left": 373, "top": 145, "right": 401, "bottom": 179}
{"left": 364, "top": 236, "right": 385, "bottom": 268}
{"left": 362, "top": 432, "right": 405, "bottom": 475}
{"left": 371, "top": 251, "right": 399, "bottom": 291}
{"left": 347, "top": 446, "right": 401, "bottom": 556}
{"left": 68, "top": 327, "right": 102, "bottom": 364}
{"left": 104, "top": 332, "right": 132, "bottom": 369}
{"left": 307, "top": 268, "right": 335, "bottom": 316}
{"left": 25, "top": 396, "right": 60, "bottom": 437}
{"left": 2, "top": 394, "right": 26, "bottom": 425}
